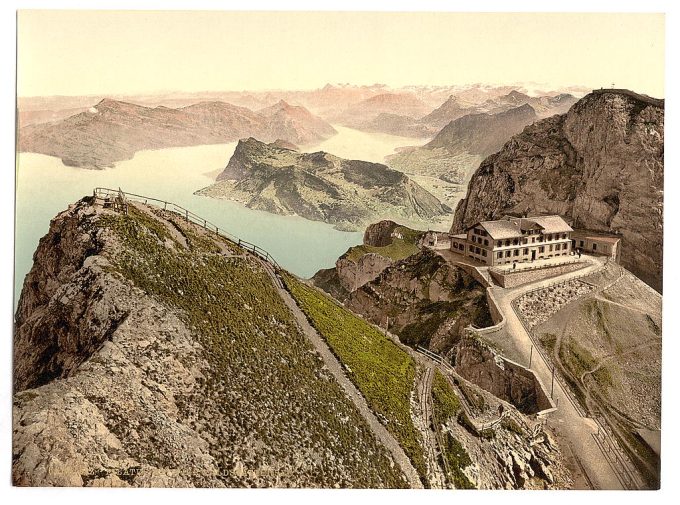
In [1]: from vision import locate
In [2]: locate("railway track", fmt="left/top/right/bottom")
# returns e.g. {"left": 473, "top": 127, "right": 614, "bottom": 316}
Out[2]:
{"left": 418, "top": 365, "right": 454, "bottom": 488}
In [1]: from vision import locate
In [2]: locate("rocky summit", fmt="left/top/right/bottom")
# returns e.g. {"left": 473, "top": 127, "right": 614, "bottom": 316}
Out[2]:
{"left": 196, "top": 138, "right": 451, "bottom": 231}
{"left": 451, "top": 90, "right": 664, "bottom": 291}
{"left": 12, "top": 197, "right": 407, "bottom": 487}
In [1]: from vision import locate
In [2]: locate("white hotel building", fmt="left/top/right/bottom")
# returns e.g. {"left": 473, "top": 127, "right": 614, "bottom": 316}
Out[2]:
{"left": 450, "top": 215, "right": 574, "bottom": 266}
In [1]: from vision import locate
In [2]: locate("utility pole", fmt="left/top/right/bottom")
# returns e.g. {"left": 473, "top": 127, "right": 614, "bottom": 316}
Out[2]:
{"left": 551, "top": 366, "right": 555, "bottom": 398}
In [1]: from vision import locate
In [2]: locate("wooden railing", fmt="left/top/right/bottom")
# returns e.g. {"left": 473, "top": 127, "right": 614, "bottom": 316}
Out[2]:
{"left": 93, "top": 187, "right": 281, "bottom": 270}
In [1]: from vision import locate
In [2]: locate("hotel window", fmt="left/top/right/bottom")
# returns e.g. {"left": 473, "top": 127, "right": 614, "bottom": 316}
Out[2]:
{"left": 539, "top": 246, "right": 545, "bottom": 253}
{"left": 593, "top": 243, "right": 597, "bottom": 251}
{"left": 547, "top": 234, "right": 552, "bottom": 241}
{"left": 482, "top": 250, "right": 487, "bottom": 257}
{"left": 549, "top": 244, "right": 553, "bottom": 252}
{"left": 497, "top": 241, "right": 502, "bottom": 247}
{"left": 524, "top": 248, "right": 529, "bottom": 255}
{"left": 497, "top": 252, "right": 502, "bottom": 259}
{"left": 514, "top": 249, "right": 519, "bottom": 256}
{"left": 505, "top": 240, "right": 510, "bottom": 247}
{"left": 579, "top": 240, "right": 584, "bottom": 247}
{"left": 484, "top": 239, "right": 489, "bottom": 246}
{"left": 505, "top": 251, "right": 511, "bottom": 258}
{"left": 562, "top": 243, "right": 568, "bottom": 250}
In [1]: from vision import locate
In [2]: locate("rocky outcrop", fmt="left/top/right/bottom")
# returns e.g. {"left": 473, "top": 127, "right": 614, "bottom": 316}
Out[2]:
{"left": 345, "top": 250, "right": 492, "bottom": 354}
{"left": 363, "top": 220, "right": 401, "bottom": 247}
{"left": 18, "top": 98, "right": 336, "bottom": 168}
{"left": 198, "top": 138, "right": 450, "bottom": 231}
{"left": 13, "top": 198, "right": 408, "bottom": 487}
{"left": 454, "top": 337, "right": 553, "bottom": 414}
{"left": 452, "top": 90, "right": 664, "bottom": 291}
{"left": 335, "top": 254, "right": 393, "bottom": 294}
{"left": 311, "top": 220, "right": 423, "bottom": 299}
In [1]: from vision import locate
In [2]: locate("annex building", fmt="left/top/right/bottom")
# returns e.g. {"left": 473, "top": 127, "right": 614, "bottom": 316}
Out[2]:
{"left": 450, "top": 215, "right": 574, "bottom": 266}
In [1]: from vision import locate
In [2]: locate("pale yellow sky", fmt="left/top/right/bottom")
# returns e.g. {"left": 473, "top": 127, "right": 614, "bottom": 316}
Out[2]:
{"left": 17, "top": 11, "right": 665, "bottom": 98}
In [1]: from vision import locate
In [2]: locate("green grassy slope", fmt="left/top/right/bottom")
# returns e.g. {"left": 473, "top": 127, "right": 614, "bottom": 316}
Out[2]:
{"left": 97, "top": 206, "right": 407, "bottom": 488}
{"left": 283, "top": 274, "right": 428, "bottom": 483}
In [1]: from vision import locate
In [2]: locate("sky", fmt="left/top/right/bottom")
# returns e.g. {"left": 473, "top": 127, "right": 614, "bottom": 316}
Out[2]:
{"left": 17, "top": 10, "right": 665, "bottom": 98}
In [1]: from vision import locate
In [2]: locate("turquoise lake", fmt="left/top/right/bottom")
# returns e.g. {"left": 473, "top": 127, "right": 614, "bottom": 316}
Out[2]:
{"left": 14, "top": 126, "right": 426, "bottom": 305}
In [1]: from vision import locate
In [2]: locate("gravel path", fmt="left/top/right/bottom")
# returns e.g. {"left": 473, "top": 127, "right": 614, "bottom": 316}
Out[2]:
{"left": 265, "top": 268, "right": 424, "bottom": 488}
{"left": 492, "top": 256, "right": 625, "bottom": 489}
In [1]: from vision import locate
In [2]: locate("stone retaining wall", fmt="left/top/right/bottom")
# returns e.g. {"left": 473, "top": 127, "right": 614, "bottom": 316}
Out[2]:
{"left": 490, "top": 262, "right": 585, "bottom": 288}
{"left": 467, "top": 287, "right": 506, "bottom": 339}
{"left": 454, "top": 337, "right": 555, "bottom": 415}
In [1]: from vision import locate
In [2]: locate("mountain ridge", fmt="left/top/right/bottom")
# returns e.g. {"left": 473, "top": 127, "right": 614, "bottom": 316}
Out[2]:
{"left": 18, "top": 98, "right": 336, "bottom": 169}
{"left": 198, "top": 138, "right": 451, "bottom": 231}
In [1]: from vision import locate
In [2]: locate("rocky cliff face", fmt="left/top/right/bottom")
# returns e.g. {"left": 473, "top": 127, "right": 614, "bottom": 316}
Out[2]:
{"left": 13, "top": 198, "right": 408, "bottom": 487}
{"left": 311, "top": 220, "right": 422, "bottom": 299}
{"left": 345, "top": 249, "right": 492, "bottom": 354}
{"left": 454, "top": 338, "right": 552, "bottom": 415}
{"left": 198, "top": 138, "right": 450, "bottom": 231}
{"left": 452, "top": 90, "right": 664, "bottom": 291}
{"left": 19, "top": 98, "right": 336, "bottom": 168}
{"left": 363, "top": 220, "right": 401, "bottom": 246}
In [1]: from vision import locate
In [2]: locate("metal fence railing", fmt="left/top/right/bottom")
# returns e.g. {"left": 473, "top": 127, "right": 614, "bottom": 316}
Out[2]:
{"left": 93, "top": 187, "right": 281, "bottom": 270}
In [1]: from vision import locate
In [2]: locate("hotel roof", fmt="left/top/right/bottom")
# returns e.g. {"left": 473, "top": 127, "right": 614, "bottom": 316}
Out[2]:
{"left": 476, "top": 220, "right": 523, "bottom": 240}
{"left": 469, "top": 215, "right": 573, "bottom": 240}
{"left": 528, "top": 216, "right": 573, "bottom": 234}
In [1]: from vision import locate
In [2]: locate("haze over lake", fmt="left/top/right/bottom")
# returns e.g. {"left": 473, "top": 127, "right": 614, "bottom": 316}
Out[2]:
{"left": 14, "top": 125, "right": 425, "bottom": 305}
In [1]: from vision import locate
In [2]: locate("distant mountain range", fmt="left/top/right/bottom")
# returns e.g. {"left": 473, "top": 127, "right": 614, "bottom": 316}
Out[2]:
{"left": 346, "top": 90, "right": 578, "bottom": 139}
{"left": 18, "top": 98, "right": 337, "bottom": 168}
{"left": 330, "top": 92, "right": 432, "bottom": 130}
{"left": 196, "top": 138, "right": 450, "bottom": 231}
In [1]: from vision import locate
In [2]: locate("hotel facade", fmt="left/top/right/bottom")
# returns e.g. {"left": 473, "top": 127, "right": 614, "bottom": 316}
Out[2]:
{"left": 450, "top": 215, "right": 574, "bottom": 266}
